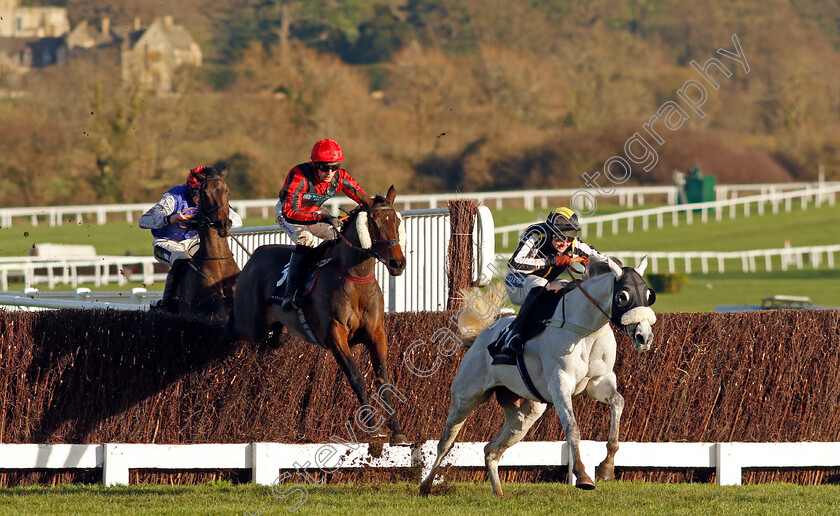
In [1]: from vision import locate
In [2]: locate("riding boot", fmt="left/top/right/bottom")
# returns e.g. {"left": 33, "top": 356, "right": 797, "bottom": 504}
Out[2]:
{"left": 157, "top": 259, "right": 188, "bottom": 312}
{"left": 501, "top": 286, "right": 544, "bottom": 355}
{"left": 280, "top": 246, "right": 308, "bottom": 311}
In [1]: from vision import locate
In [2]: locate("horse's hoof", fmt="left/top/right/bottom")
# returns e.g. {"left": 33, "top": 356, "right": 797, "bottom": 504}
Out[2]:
{"left": 419, "top": 482, "right": 431, "bottom": 496}
{"left": 390, "top": 434, "right": 411, "bottom": 447}
{"left": 595, "top": 463, "right": 615, "bottom": 482}
{"left": 575, "top": 480, "right": 596, "bottom": 490}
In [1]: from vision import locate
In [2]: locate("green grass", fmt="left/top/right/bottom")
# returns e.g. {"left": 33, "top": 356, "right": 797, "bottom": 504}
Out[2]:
{"left": 0, "top": 482, "right": 838, "bottom": 515}
{"left": 494, "top": 202, "right": 840, "bottom": 253}
{"left": 650, "top": 269, "right": 840, "bottom": 312}
{"left": 490, "top": 201, "right": 840, "bottom": 312}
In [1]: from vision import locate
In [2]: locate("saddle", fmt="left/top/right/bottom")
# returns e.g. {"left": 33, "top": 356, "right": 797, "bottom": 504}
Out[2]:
{"left": 488, "top": 282, "right": 577, "bottom": 366}
{"left": 277, "top": 241, "right": 338, "bottom": 299}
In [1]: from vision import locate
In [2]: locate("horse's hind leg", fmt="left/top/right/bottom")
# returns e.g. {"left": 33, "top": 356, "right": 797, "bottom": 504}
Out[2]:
{"left": 419, "top": 388, "right": 490, "bottom": 496}
{"left": 585, "top": 372, "right": 624, "bottom": 482}
{"left": 484, "top": 388, "right": 547, "bottom": 498}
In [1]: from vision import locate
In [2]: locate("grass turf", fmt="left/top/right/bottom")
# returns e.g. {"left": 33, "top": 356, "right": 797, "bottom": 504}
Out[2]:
{"left": 0, "top": 482, "right": 838, "bottom": 515}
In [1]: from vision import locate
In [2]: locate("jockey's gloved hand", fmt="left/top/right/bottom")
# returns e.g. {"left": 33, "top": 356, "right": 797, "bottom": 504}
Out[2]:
{"left": 554, "top": 254, "right": 573, "bottom": 268}
{"left": 323, "top": 214, "right": 342, "bottom": 230}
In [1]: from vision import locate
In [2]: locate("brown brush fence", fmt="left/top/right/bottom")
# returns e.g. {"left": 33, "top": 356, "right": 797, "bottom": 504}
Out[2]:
{"left": 0, "top": 309, "right": 838, "bottom": 486}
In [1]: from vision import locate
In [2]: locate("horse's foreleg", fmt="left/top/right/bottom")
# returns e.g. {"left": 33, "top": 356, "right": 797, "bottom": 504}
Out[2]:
{"left": 366, "top": 325, "right": 407, "bottom": 446}
{"left": 484, "top": 389, "right": 547, "bottom": 498}
{"left": 585, "top": 373, "right": 623, "bottom": 482}
{"left": 548, "top": 374, "right": 595, "bottom": 490}
{"left": 419, "top": 390, "right": 489, "bottom": 496}
{"left": 327, "top": 324, "right": 376, "bottom": 429}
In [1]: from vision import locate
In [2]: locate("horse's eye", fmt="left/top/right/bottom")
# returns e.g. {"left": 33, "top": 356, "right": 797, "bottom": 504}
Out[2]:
{"left": 647, "top": 289, "right": 656, "bottom": 306}
{"left": 615, "top": 290, "right": 631, "bottom": 307}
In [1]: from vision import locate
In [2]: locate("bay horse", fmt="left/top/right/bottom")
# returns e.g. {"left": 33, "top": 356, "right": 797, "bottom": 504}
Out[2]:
{"left": 177, "top": 167, "right": 240, "bottom": 320}
{"left": 420, "top": 257, "right": 657, "bottom": 497}
{"left": 230, "top": 185, "right": 409, "bottom": 445}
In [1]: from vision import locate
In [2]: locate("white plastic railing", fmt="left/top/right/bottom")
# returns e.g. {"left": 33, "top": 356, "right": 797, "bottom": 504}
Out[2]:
{"left": 0, "top": 441, "right": 837, "bottom": 487}
{"left": 0, "top": 255, "right": 165, "bottom": 291}
{"left": 3, "top": 182, "right": 837, "bottom": 229}
{"left": 0, "top": 207, "right": 496, "bottom": 313}
{"left": 496, "top": 244, "right": 840, "bottom": 275}
{"left": 0, "top": 188, "right": 669, "bottom": 228}
{"left": 496, "top": 183, "right": 840, "bottom": 247}
{"left": 0, "top": 288, "right": 159, "bottom": 311}
{"left": 607, "top": 244, "right": 840, "bottom": 274}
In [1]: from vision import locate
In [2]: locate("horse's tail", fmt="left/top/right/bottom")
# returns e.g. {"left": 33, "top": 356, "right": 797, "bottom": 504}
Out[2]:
{"left": 454, "top": 285, "right": 511, "bottom": 348}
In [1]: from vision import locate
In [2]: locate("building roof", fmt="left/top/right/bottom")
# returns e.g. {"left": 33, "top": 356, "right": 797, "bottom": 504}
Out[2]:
{"left": 0, "top": 36, "right": 34, "bottom": 55}
{"left": 66, "top": 20, "right": 119, "bottom": 49}
{"left": 132, "top": 17, "right": 198, "bottom": 52}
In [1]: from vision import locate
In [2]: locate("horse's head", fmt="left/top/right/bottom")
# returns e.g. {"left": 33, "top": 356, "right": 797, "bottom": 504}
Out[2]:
{"left": 349, "top": 185, "right": 406, "bottom": 276}
{"left": 192, "top": 167, "right": 233, "bottom": 238}
{"left": 606, "top": 256, "right": 657, "bottom": 351}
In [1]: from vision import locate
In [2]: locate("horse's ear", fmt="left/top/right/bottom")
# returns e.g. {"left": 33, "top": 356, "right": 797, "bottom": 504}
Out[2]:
{"left": 635, "top": 255, "right": 649, "bottom": 276}
{"left": 385, "top": 185, "right": 397, "bottom": 205}
{"left": 219, "top": 167, "right": 229, "bottom": 180}
{"left": 608, "top": 258, "right": 624, "bottom": 279}
{"left": 360, "top": 195, "right": 374, "bottom": 209}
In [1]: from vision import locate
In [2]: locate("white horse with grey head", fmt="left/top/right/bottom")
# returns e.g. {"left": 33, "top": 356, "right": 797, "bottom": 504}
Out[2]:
{"left": 420, "top": 257, "right": 657, "bottom": 497}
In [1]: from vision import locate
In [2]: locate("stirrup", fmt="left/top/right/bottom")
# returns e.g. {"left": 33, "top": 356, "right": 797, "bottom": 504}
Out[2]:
{"left": 281, "top": 290, "right": 302, "bottom": 312}
{"left": 503, "top": 333, "right": 525, "bottom": 355}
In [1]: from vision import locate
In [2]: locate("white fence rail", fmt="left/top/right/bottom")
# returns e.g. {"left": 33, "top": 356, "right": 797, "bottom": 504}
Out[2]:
{"left": 5, "top": 182, "right": 836, "bottom": 229}
{"left": 608, "top": 244, "right": 840, "bottom": 275}
{"left": 1, "top": 441, "right": 837, "bottom": 487}
{"left": 0, "top": 255, "right": 165, "bottom": 291}
{"left": 0, "top": 288, "right": 159, "bottom": 311}
{"left": 496, "top": 183, "right": 840, "bottom": 247}
{"left": 0, "top": 207, "right": 495, "bottom": 313}
{"left": 228, "top": 207, "right": 494, "bottom": 313}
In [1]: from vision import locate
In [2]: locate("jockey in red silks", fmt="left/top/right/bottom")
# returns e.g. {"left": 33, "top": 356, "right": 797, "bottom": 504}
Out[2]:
{"left": 268, "top": 139, "right": 370, "bottom": 310}
{"left": 139, "top": 166, "right": 243, "bottom": 310}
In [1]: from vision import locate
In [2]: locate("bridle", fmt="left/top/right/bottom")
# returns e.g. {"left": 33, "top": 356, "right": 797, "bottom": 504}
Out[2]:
{"left": 568, "top": 266, "right": 655, "bottom": 327}
{"left": 335, "top": 205, "right": 401, "bottom": 267}
{"left": 189, "top": 178, "right": 235, "bottom": 265}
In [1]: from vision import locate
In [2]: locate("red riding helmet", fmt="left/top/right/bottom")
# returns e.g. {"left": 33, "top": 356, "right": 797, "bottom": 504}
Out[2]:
{"left": 310, "top": 139, "right": 344, "bottom": 163}
{"left": 187, "top": 166, "right": 210, "bottom": 189}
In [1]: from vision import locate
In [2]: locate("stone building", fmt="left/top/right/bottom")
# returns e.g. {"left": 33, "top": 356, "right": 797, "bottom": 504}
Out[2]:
{"left": 0, "top": 0, "right": 69, "bottom": 38}
{"left": 120, "top": 16, "right": 202, "bottom": 95}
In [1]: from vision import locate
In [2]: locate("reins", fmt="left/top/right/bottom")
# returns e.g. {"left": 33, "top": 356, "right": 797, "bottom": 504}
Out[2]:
{"left": 572, "top": 279, "right": 613, "bottom": 322}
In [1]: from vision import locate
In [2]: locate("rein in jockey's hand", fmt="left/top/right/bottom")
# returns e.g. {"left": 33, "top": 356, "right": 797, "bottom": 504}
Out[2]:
{"left": 324, "top": 214, "right": 342, "bottom": 230}
{"left": 555, "top": 254, "right": 573, "bottom": 268}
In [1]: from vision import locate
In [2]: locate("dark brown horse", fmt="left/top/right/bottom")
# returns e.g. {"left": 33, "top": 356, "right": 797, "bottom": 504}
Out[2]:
{"left": 230, "top": 186, "right": 409, "bottom": 445}
{"left": 178, "top": 168, "right": 240, "bottom": 320}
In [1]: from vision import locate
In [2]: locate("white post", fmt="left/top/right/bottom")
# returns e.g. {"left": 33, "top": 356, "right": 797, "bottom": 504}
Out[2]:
{"left": 415, "top": 440, "right": 440, "bottom": 485}
{"left": 251, "top": 442, "right": 277, "bottom": 486}
{"left": 716, "top": 443, "right": 741, "bottom": 485}
{"left": 103, "top": 443, "right": 129, "bottom": 486}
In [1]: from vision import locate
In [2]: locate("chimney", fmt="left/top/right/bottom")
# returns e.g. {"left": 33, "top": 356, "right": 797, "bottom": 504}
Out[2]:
{"left": 163, "top": 15, "right": 173, "bottom": 27}
{"left": 133, "top": 17, "right": 141, "bottom": 31}
{"left": 101, "top": 16, "right": 110, "bottom": 35}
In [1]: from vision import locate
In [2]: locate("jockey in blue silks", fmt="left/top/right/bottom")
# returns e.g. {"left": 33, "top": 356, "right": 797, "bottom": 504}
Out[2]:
{"left": 500, "top": 207, "right": 608, "bottom": 356}
{"left": 139, "top": 166, "right": 243, "bottom": 310}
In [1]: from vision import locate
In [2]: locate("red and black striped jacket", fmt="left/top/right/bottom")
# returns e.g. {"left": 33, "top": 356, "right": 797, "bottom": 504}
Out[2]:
{"left": 278, "top": 162, "right": 368, "bottom": 224}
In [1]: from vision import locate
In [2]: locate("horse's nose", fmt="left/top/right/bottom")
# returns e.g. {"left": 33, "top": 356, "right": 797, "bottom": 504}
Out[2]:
{"left": 389, "top": 258, "right": 405, "bottom": 270}
{"left": 634, "top": 329, "right": 652, "bottom": 351}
